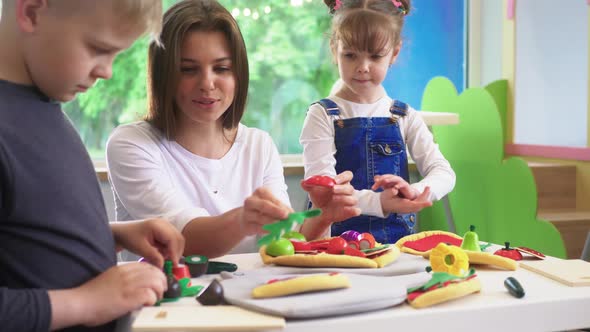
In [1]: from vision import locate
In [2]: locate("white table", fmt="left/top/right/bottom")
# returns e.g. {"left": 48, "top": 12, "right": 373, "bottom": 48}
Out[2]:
{"left": 122, "top": 252, "right": 590, "bottom": 332}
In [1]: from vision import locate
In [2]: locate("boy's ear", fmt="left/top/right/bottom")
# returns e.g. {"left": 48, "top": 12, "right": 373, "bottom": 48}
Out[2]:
{"left": 16, "top": 0, "right": 49, "bottom": 33}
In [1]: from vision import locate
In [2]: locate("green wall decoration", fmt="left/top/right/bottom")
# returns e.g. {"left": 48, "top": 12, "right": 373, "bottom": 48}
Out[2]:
{"left": 418, "top": 77, "right": 566, "bottom": 258}
{"left": 485, "top": 80, "right": 509, "bottom": 143}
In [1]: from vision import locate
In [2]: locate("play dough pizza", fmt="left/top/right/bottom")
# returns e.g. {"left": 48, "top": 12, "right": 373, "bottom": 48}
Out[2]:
{"left": 396, "top": 231, "right": 464, "bottom": 255}
{"left": 422, "top": 247, "right": 518, "bottom": 271}
{"left": 407, "top": 270, "right": 482, "bottom": 308}
{"left": 259, "top": 243, "right": 400, "bottom": 268}
{"left": 251, "top": 273, "right": 350, "bottom": 299}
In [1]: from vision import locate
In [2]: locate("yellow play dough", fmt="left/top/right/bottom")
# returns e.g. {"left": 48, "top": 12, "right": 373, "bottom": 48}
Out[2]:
{"left": 423, "top": 249, "right": 518, "bottom": 271}
{"left": 429, "top": 243, "right": 469, "bottom": 276}
{"left": 252, "top": 273, "right": 351, "bottom": 299}
{"left": 408, "top": 277, "right": 482, "bottom": 308}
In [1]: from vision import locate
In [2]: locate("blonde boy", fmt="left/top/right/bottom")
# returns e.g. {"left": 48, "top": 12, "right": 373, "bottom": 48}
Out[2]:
{"left": 0, "top": 1, "right": 184, "bottom": 331}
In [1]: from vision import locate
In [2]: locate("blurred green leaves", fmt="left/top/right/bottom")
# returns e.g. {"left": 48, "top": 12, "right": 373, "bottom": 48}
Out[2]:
{"left": 64, "top": 0, "right": 337, "bottom": 158}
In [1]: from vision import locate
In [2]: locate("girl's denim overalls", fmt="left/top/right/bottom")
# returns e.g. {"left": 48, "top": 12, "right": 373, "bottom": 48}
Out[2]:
{"left": 315, "top": 98, "right": 416, "bottom": 244}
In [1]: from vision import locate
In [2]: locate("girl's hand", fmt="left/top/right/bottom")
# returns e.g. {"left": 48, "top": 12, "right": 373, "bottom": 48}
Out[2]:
{"left": 111, "top": 219, "right": 185, "bottom": 268}
{"left": 302, "top": 171, "right": 361, "bottom": 223}
{"left": 372, "top": 174, "right": 418, "bottom": 199}
{"left": 239, "top": 187, "right": 293, "bottom": 236}
{"left": 380, "top": 186, "right": 432, "bottom": 214}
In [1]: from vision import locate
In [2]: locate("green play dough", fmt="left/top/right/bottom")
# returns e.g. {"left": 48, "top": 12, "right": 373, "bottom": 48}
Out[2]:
{"left": 282, "top": 231, "right": 307, "bottom": 242}
{"left": 266, "top": 238, "right": 295, "bottom": 257}
{"left": 460, "top": 225, "right": 481, "bottom": 252}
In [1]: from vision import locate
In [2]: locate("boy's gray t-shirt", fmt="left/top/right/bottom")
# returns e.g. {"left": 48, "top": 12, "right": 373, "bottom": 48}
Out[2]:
{"left": 0, "top": 80, "right": 117, "bottom": 332}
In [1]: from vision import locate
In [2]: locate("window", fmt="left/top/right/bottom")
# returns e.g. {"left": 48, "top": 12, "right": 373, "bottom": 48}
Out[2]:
{"left": 514, "top": 0, "right": 587, "bottom": 147}
{"left": 64, "top": 0, "right": 335, "bottom": 158}
{"left": 61, "top": 0, "right": 465, "bottom": 159}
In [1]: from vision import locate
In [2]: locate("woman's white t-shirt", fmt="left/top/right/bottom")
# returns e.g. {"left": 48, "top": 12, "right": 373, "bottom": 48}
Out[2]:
{"left": 106, "top": 121, "right": 290, "bottom": 254}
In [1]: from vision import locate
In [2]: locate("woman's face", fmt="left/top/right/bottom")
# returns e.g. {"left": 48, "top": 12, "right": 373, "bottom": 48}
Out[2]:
{"left": 175, "top": 30, "right": 236, "bottom": 127}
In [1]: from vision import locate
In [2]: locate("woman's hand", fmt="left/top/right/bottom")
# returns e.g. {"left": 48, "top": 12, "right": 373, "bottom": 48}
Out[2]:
{"left": 238, "top": 187, "right": 293, "bottom": 236}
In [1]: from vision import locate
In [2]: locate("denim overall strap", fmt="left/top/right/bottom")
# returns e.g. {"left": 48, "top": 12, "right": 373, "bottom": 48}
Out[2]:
{"left": 390, "top": 99, "right": 409, "bottom": 117}
{"left": 316, "top": 99, "right": 341, "bottom": 116}
{"left": 316, "top": 98, "right": 415, "bottom": 244}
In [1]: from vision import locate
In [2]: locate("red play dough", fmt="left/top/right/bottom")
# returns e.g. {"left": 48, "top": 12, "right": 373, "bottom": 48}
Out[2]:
{"left": 403, "top": 234, "right": 462, "bottom": 252}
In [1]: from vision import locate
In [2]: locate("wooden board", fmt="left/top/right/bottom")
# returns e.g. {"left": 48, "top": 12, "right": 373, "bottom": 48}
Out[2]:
{"left": 132, "top": 306, "right": 285, "bottom": 331}
{"left": 520, "top": 259, "right": 590, "bottom": 287}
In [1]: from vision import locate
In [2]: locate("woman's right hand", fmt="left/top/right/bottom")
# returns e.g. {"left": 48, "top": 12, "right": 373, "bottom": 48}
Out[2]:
{"left": 238, "top": 187, "right": 293, "bottom": 236}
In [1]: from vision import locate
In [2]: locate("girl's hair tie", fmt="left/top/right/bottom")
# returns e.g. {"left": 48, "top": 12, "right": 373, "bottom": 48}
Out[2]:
{"left": 334, "top": 0, "right": 342, "bottom": 10}
{"left": 392, "top": 0, "right": 407, "bottom": 15}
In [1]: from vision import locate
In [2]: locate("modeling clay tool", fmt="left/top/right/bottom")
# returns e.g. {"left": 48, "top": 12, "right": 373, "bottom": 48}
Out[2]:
{"left": 257, "top": 209, "right": 321, "bottom": 247}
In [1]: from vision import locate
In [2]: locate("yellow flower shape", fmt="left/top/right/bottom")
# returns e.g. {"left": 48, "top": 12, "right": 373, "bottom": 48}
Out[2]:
{"left": 429, "top": 243, "right": 469, "bottom": 276}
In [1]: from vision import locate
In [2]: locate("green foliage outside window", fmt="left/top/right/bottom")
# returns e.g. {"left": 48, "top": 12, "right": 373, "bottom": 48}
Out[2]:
{"left": 63, "top": 0, "right": 337, "bottom": 158}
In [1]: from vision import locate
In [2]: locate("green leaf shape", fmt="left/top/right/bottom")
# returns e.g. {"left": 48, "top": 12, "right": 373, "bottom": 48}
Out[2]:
{"left": 179, "top": 278, "right": 203, "bottom": 297}
{"left": 407, "top": 268, "right": 476, "bottom": 293}
{"left": 257, "top": 209, "right": 322, "bottom": 247}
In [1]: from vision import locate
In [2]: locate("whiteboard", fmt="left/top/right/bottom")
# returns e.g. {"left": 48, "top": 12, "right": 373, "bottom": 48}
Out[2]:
{"left": 514, "top": 0, "right": 588, "bottom": 147}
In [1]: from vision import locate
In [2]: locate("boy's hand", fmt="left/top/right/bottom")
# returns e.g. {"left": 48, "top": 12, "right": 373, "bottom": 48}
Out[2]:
{"left": 301, "top": 171, "right": 361, "bottom": 223}
{"left": 238, "top": 187, "right": 293, "bottom": 236}
{"left": 76, "top": 263, "right": 167, "bottom": 327}
{"left": 111, "top": 219, "right": 185, "bottom": 268}
{"left": 380, "top": 186, "right": 432, "bottom": 214}
{"left": 372, "top": 174, "right": 417, "bottom": 199}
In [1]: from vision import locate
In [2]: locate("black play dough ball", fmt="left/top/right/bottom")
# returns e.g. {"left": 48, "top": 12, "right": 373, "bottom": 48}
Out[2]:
{"left": 163, "top": 275, "right": 181, "bottom": 299}
{"left": 196, "top": 279, "right": 224, "bottom": 305}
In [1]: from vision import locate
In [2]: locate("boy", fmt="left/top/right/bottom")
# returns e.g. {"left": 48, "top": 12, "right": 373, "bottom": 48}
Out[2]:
{"left": 0, "top": 0, "right": 185, "bottom": 331}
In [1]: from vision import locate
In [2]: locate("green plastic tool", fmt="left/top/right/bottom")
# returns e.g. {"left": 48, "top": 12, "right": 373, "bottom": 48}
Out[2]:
{"left": 257, "top": 209, "right": 321, "bottom": 247}
{"left": 206, "top": 261, "right": 238, "bottom": 274}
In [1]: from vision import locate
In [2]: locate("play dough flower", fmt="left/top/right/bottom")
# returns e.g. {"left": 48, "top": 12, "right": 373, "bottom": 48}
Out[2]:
{"left": 429, "top": 243, "right": 469, "bottom": 277}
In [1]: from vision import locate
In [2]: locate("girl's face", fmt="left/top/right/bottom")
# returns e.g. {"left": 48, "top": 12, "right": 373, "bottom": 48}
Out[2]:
{"left": 175, "top": 30, "right": 236, "bottom": 128}
{"left": 335, "top": 40, "right": 399, "bottom": 104}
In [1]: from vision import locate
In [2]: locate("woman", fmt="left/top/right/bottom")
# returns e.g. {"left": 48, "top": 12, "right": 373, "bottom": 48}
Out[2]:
{"left": 106, "top": 0, "right": 360, "bottom": 258}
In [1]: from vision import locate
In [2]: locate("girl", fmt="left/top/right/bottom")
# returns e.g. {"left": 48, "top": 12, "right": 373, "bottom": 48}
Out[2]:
{"left": 300, "top": 0, "right": 456, "bottom": 244}
{"left": 106, "top": 0, "right": 359, "bottom": 258}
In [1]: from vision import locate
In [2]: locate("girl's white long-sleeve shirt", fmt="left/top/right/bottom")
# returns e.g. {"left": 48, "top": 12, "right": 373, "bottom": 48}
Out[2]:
{"left": 300, "top": 95, "right": 456, "bottom": 218}
{"left": 106, "top": 121, "right": 290, "bottom": 254}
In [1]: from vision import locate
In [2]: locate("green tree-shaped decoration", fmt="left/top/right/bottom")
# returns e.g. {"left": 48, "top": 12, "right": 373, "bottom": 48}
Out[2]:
{"left": 418, "top": 77, "right": 566, "bottom": 258}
